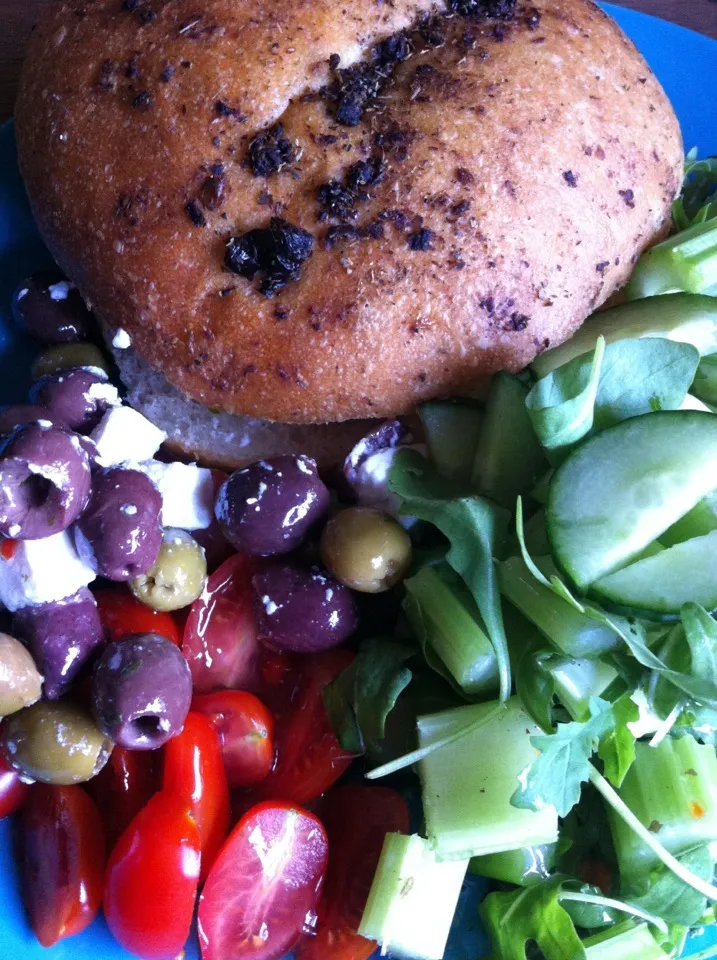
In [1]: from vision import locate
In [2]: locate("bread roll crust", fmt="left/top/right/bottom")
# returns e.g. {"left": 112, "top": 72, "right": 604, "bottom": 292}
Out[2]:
{"left": 15, "top": 0, "right": 682, "bottom": 424}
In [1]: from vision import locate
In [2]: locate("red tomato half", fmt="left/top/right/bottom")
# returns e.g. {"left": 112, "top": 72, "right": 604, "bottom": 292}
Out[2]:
{"left": 192, "top": 690, "right": 274, "bottom": 789}
{"left": 84, "top": 747, "right": 158, "bottom": 849}
{"left": 0, "top": 752, "right": 28, "bottom": 818}
{"left": 164, "top": 712, "right": 230, "bottom": 880}
{"left": 94, "top": 588, "right": 181, "bottom": 645}
{"left": 183, "top": 553, "right": 259, "bottom": 693}
{"left": 104, "top": 792, "right": 201, "bottom": 960}
{"left": 198, "top": 801, "right": 328, "bottom": 960}
{"left": 259, "top": 650, "right": 356, "bottom": 806}
{"left": 296, "top": 785, "right": 409, "bottom": 960}
{"left": 18, "top": 784, "right": 105, "bottom": 947}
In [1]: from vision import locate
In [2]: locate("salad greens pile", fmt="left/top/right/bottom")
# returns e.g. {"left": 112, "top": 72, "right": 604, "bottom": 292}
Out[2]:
{"left": 324, "top": 154, "right": 717, "bottom": 960}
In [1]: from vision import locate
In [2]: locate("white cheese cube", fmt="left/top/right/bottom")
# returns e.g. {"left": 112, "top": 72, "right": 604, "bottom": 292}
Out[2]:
{"left": 90, "top": 406, "right": 167, "bottom": 466}
{"left": 137, "top": 460, "right": 215, "bottom": 530}
{"left": 0, "top": 530, "right": 96, "bottom": 612}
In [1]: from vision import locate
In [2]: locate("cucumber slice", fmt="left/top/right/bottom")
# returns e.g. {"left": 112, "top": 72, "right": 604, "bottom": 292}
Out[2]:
{"left": 591, "top": 531, "right": 717, "bottom": 617}
{"left": 472, "top": 372, "right": 546, "bottom": 509}
{"left": 419, "top": 400, "right": 483, "bottom": 482}
{"left": 661, "top": 490, "right": 717, "bottom": 547}
{"left": 532, "top": 293, "right": 717, "bottom": 378}
{"left": 693, "top": 354, "right": 717, "bottom": 406}
{"left": 547, "top": 411, "right": 717, "bottom": 589}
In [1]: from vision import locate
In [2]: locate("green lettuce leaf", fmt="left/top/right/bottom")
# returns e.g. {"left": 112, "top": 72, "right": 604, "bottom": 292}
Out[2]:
{"left": 630, "top": 845, "right": 714, "bottom": 927}
{"left": 673, "top": 153, "right": 717, "bottom": 230}
{"left": 597, "top": 693, "right": 640, "bottom": 788}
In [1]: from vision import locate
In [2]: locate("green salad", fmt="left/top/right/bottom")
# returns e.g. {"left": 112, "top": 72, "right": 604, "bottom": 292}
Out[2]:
{"left": 322, "top": 154, "right": 717, "bottom": 960}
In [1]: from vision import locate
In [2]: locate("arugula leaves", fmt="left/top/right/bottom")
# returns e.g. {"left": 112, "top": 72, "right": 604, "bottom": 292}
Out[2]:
{"left": 597, "top": 693, "right": 640, "bottom": 788}
{"left": 631, "top": 846, "right": 715, "bottom": 926}
{"left": 673, "top": 153, "right": 717, "bottom": 230}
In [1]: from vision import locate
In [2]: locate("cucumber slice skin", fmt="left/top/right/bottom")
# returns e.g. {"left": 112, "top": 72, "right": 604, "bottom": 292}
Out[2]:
{"left": 661, "top": 490, "right": 717, "bottom": 547}
{"left": 419, "top": 400, "right": 483, "bottom": 482}
{"left": 532, "top": 293, "right": 717, "bottom": 379}
{"left": 547, "top": 411, "right": 717, "bottom": 590}
{"left": 591, "top": 531, "right": 717, "bottom": 618}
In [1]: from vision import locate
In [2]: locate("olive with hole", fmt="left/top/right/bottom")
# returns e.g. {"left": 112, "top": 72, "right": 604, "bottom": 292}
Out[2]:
{"left": 320, "top": 507, "right": 413, "bottom": 593}
{"left": 0, "top": 700, "right": 113, "bottom": 784}
{"left": 31, "top": 343, "right": 111, "bottom": 381}
{"left": 130, "top": 528, "right": 207, "bottom": 612}
{"left": 0, "top": 633, "right": 43, "bottom": 716}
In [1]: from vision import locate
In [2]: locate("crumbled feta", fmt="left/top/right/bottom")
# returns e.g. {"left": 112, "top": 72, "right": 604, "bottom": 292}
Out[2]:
{"left": 48, "top": 280, "right": 74, "bottom": 301}
{"left": 353, "top": 445, "right": 425, "bottom": 527}
{"left": 112, "top": 328, "right": 132, "bottom": 350}
{"left": 0, "top": 530, "right": 96, "bottom": 612}
{"left": 90, "top": 406, "right": 167, "bottom": 466}
{"left": 136, "top": 460, "right": 215, "bottom": 530}
{"left": 87, "top": 381, "right": 121, "bottom": 407}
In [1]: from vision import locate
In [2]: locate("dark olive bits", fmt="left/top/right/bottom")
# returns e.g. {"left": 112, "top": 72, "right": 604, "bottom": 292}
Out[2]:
{"left": 30, "top": 368, "right": 119, "bottom": 434}
{"left": 91, "top": 632, "right": 193, "bottom": 750}
{"left": 0, "top": 699, "right": 113, "bottom": 784}
{"left": 130, "top": 528, "right": 206, "bottom": 611}
{"left": 0, "top": 405, "right": 53, "bottom": 438}
{"left": 0, "top": 632, "right": 43, "bottom": 716}
{"left": 320, "top": 507, "right": 412, "bottom": 593}
{"left": 215, "top": 455, "right": 329, "bottom": 556}
{"left": 12, "top": 275, "right": 93, "bottom": 344}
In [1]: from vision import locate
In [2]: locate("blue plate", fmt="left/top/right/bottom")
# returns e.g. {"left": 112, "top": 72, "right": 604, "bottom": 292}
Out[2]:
{"left": 0, "top": 4, "right": 716, "bottom": 958}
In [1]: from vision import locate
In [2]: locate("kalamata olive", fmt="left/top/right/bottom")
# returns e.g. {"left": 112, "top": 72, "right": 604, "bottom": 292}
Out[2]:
{"left": 320, "top": 507, "right": 412, "bottom": 593}
{"left": 343, "top": 420, "right": 408, "bottom": 490}
{"left": 0, "top": 422, "right": 91, "bottom": 539}
{"left": 13, "top": 589, "right": 104, "bottom": 700}
{"left": 215, "top": 455, "right": 330, "bottom": 556}
{"left": 30, "top": 368, "right": 120, "bottom": 434}
{"left": 0, "top": 405, "right": 53, "bottom": 438}
{"left": 75, "top": 468, "right": 162, "bottom": 581}
{"left": 11, "top": 274, "right": 94, "bottom": 344}
{"left": 0, "top": 633, "right": 43, "bottom": 716}
{"left": 0, "top": 700, "right": 113, "bottom": 784}
{"left": 252, "top": 561, "right": 358, "bottom": 652}
{"left": 31, "top": 344, "right": 111, "bottom": 381}
{"left": 91, "top": 633, "right": 192, "bottom": 749}
{"left": 130, "top": 529, "right": 206, "bottom": 612}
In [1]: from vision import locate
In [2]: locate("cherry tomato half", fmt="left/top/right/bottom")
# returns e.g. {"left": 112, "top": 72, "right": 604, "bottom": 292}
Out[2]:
{"left": 296, "top": 785, "right": 409, "bottom": 960}
{"left": 0, "top": 751, "right": 29, "bottom": 818}
{"left": 18, "top": 784, "right": 105, "bottom": 947}
{"left": 104, "top": 791, "right": 201, "bottom": 960}
{"left": 163, "top": 712, "right": 230, "bottom": 881}
{"left": 198, "top": 800, "right": 328, "bottom": 960}
{"left": 183, "top": 553, "right": 259, "bottom": 693}
{"left": 84, "top": 746, "right": 158, "bottom": 849}
{"left": 94, "top": 588, "right": 181, "bottom": 645}
{"left": 192, "top": 690, "right": 274, "bottom": 789}
{"left": 259, "top": 650, "right": 356, "bottom": 806}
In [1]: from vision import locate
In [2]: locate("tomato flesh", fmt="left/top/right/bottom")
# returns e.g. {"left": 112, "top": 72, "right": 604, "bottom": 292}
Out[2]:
{"left": 163, "top": 712, "right": 230, "bottom": 880}
{"left": 18, "top": 784, "right": 105, "bottom": 947}
{"left": 94, "top": 588, "right": 181, "bottom": 645}
{"left": 198, "top": 800, "right": 328, "bottom": 960}
{"left": 0, "top": 751, "right": 28, "bottom": 818}
{"left": 183, "top": 553, "right": 259, "bottom": 693}
{"left": 192, "top": 690, "right": 274, "bottom": 789}
{"left": 84, "top": 746, "right": 158, "bottom": 848}
{"left": 104, "top": 791, "right": 201, "bottom": 960}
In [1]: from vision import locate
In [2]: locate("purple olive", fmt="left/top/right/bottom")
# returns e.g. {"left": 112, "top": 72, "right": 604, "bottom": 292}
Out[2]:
{"left": 0, "top": 422, "right": 91, "bottom": 539}
{"left": 13, "top": 588, "right": 104, "bottom": 699}
{"left": 11, "top": 274, "right": 93, "bottom": 343}
{"left": 30, "top": 368, "right": 119, "bottom": 434}
{"left": 91, "top": 633, "right": 192, "bottom": 749}
{"left": 343, "top": 420, "right": 408, "bottom": 489}
{"left": 252, "top": 561, "right": 359, "bottom": 652}
{"left": 215, "top": 455, "right": 330, "bottom": 556}
{"left": 0, "top": 405, "right": 54, "bottom": 438}
{"left": 75, "top": 468, "right": 162, "bottom": 581}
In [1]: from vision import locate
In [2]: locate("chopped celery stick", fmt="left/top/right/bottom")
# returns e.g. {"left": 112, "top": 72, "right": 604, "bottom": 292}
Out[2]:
{"left": 469, "top": 842, "right": 555, "bottom": 885}
{"left": 627, "top": 219, "right": 717, "bottom": 299}
{"left": 403, "top": 565, "right": 499, "bottom": 697}
{"left": 499, "top": 555, "right": 618, "bottom": 657}
{"left": 544, "top": 657, "right": 618, "bottom": 721}
{"left": 582, "top": 921, "right": 670, "bottom": 959}
{"left": 608, "top": 738, "right": 717, "bottom": 892}
{"left": 419, "top": 400, "right": 483, "bottom": 482}
{"left": 417, "top": 697, "right": 559, "bottom": 860}
{"left": 358, "top": 833, "right": 468, "bottom": 960}
{"left": 661, "top": 490, "right": 717, "bottom": 547}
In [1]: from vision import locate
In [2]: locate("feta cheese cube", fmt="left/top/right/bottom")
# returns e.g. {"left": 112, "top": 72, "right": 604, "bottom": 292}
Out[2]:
{"left": 90, "top": 406, "right": 167, "bottom": 466}
{"left": 136, "top": 460, "right": 215, "bottom": 530}
{"left": 0, "top": 530, "right": 96, "bottom": 612}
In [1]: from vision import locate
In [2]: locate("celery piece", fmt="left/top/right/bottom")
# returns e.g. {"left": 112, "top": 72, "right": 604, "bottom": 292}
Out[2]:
{"left": 358, "top": 833, "right": 469, "bottom": 960}
{"left": 417, "top": 697, "right": 559, "bottom": 860}
{"left": 544, "top": 657, "right": 618, "bottom": 722}
{"left": 403, "top": 565, "right": 498, "bottom": 697}
{"left": 469, "top": 842, "right": 555, "bottom": 885}
{"left": 627, "top": 219, "right": 717, "bottom": 300}
{"left": 661, "top": 490, "right": 717, "bottom": 547}
{"left": 499, "top": 555, "right": 618, "bottom": 658}
{"left": 419, "top": 400, "right": 483, "bottom": 482}
{"left": 607, "top": 737, "right": 717, "bottom": 891}
{"left": 582, "top": 921, "right": 670, "bottom": 960}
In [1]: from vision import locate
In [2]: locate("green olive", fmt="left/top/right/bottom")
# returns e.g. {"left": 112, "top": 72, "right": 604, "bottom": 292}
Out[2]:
{"left": 0, "top": 633, "right": 43, "bottom": 717}
{"left": 130, "top": 528, "right": 207, "bottom": 612}
{"left": 320, "top": 507, "right": 412, "bottom": 593}
{"left": 0, "top": 699, "right": 113, "bottom": 784}
{"left": 31, "top": 343, "right": 111, "bottom": 380}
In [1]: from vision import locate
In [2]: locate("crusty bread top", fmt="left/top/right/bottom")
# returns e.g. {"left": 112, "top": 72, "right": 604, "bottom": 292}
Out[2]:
{"left": 16, "top": 0, "right": 682, "bottom": 424}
